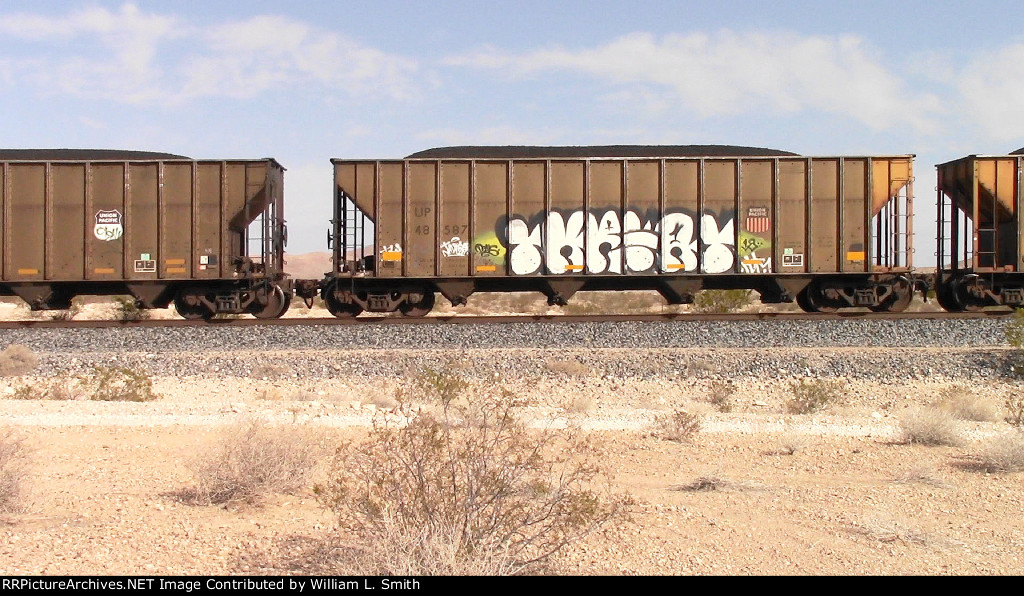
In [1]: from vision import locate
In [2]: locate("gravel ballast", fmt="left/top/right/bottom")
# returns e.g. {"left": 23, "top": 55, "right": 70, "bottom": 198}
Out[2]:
{"left": 0, "top": 318, "right": 1016, "bottom": 381}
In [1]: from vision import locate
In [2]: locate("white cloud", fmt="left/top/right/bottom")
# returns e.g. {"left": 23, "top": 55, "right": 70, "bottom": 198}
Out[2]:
{"left": 0, "top": 3, "right": 418, "bottom": 105}
{"left": 957, "top": 44, "right": 1024, "bottom": 141}
{"left": 0, "top": 3, "right": 180, "bottom": 102}
{"left": 177, "top": 15, "right": 417, "bottom": 101}
{"left": 447, "top": 31, "right": 943, "bottom": 133}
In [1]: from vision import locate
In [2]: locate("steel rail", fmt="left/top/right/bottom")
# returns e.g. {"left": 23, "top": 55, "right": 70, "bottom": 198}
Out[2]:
{"left": 0, "top": 309, "right": 1014, "bottom": 329}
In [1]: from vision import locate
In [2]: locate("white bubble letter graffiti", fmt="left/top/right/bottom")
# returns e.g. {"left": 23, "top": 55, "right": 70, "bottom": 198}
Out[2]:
{"left": 701, "top": 214, "right": 735, "bottom": 273}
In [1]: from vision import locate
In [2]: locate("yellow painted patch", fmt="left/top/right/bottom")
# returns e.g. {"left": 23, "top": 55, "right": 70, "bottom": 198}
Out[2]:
{"left": 476, "top": 265, "right": 497, "bottom": 272}
{"left": 165, "top": 258, "right": 186, "bottom": 265}
{"left": 742, "top": 258, "right": 766, "bottom": 266}
{"left": 846, "top": 251, "right": 866, "bottom": 261}
{"left": 666, "top": 263, "right": 686, "bottom": 270}
{"left": 564, "top": 264, "right": 584, "bottom": 271}
{"left": 16, "top": 268, "right": 38, "bottom": 275}
{"left": 167, "top": 267, "right": 187, "bottom": 274}
{"left": 381, "top": 251, "right": 402, "bottom": 261}
{"left": 94, "top": 268, "right": 115, "bottom": 274}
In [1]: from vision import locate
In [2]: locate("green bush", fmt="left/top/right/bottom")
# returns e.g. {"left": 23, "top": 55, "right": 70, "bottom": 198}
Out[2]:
{"left": 88, "top": 365, "right": 157, "bottom": 402}
{"left": 114, "top": 296, "right": 148, "bottom": 322}
{"left": 6, "top": 365, "right": 156, "bottom": 402}
{"left": 692, "top": 290, "right": 751, "bottom": 314}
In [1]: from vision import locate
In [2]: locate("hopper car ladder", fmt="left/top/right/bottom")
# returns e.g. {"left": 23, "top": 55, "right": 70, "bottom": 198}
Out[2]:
{"left": 336, "top": 190, "right": 370, "bottom": 273}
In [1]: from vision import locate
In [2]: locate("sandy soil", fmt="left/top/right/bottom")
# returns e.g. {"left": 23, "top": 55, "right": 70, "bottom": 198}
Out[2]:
{"left": 1, "top": 369, "right": 1022, "bottom": 576}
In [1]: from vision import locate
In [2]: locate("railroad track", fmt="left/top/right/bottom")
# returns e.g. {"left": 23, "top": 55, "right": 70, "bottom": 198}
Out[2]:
{"left": 0, "top": 309, "right": 1014, "bottom": 329}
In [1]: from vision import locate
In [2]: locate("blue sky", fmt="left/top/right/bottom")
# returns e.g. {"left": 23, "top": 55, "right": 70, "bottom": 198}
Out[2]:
{"left": 3, "top": 1, "right": 1024, "bottom": 263}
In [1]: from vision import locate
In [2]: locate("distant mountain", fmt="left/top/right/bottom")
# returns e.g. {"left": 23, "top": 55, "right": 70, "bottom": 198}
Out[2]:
{"left": 284, "top": 252, "right": 332, "bottom": 279}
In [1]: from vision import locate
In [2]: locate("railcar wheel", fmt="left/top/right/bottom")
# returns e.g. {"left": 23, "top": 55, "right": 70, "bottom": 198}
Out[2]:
{"left": 935, "top": 283, "right": 963, "bottom": 312}
{"left": 325, "top": 293, "right": 363, "bottom": 318}
{"left": 174, "top": 290, "right": 213, "bottom": 320}
{"left": 803, "top": 282, "right": 839, "bottom": 313}
{"left": 796, "top": 287, "right": 818, "bottom": 313}
{"left": 869, "top": 278, "right": 913, "bottom": 313}
{"left": 399, "top": 291, "right": 435, "bottom": 317}
{"left": 252, "top": 285, "right": 289, "bottom": 319}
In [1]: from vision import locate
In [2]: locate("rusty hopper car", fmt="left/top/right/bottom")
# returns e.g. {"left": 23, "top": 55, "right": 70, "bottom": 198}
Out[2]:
{"left": 936, "top": 151, "right": 1024, "bottom": 311}
{"left": 0, "top": 150, "right": 290, "bottom": 319}
{"left": 320, "top": 146, "right": 915, "bottom": 316}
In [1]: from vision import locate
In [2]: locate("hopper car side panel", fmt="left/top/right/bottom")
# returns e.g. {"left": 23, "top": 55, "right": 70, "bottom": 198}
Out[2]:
{"left": 0, "top": 158, "right": 290, "bottom": 319}
{"left": 325, "top": 153, "right": 915, "bottom": 315}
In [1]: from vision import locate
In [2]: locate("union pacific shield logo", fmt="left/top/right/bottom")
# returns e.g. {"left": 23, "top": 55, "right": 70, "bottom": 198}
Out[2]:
{"left": 745, "top": 207, "right": 770, "bottom": 234}
{"left": 94, "top": 209, "right": 124, "bottom": 241}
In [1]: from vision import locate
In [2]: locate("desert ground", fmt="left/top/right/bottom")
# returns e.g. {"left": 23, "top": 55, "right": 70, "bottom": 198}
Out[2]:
{"left": 0, "top": 355, "right": 1023, "bottom": 575}
{"left": 0, "top": 286, "right": 1021, "bottom": 575}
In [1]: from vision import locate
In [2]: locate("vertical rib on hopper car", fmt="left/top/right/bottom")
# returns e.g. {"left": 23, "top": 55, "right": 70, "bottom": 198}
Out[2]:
{"left": 936, "top": 153, "right": 1024, "bottom": 311}
{"left": 322, "top": 146, "right": 916, "bottom": 316}
{"left": 0, "top": 152, "right": 290, "bottom": 319}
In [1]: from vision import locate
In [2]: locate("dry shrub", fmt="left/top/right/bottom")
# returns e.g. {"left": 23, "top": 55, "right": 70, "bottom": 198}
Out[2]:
{"left": 0, "top": 344, "right": 38, "bottom": 377}
{"left": 49, "top": 299, "right": 83, "bottom": 321}
{"left": 975, "top": 433, "right": 1024, "bottom": 473}
{"left": 900, "top": 407, "right": 962, "bottom": 446}
{"left": 187, "top": 419, "right": 321, "bottom": 505}
{"left": 935, "top": 385, "right": 999, "bottom": 422}
{"left": 1005, "top": 394, "right": 1024, "bottom": 429}
{"left": 785, "top": 378, "right": 841, "bottom": 414}
{"left": 692, "top": 290, "right": 751, "bottom": 314}
{"left": 316, "top": 382, "right": 627, "bottom": 575}
{"left": 6, "top": 365, "right": 155, "bottom": 402}
{"left": 410, "top": 368, "right": 471, "bottom": 406}
{"left": 671, "top": 475, "right": 760, "bottom": 493}
{"left": 0, "top": 428, "right": 29, "bottom": 513}
{"left": 329, "top": 515, "right": 520, "bottom": 576}
{"left": 9, "top": 379, "right": 79, "bottom": 401}
{"left": 775, "top": 432, "right": 808, "bottom": 455}
{"left": 707, "top": 381, "right": 735, "bottom": 413}
{"left": 652, "top": 409, "right": 702, "bottom": 442}
{"left": 856, "top": 515, "right": 930, "bottom": 546}
{"left": 88, "top": 365, "right": 157, "bottom": 402}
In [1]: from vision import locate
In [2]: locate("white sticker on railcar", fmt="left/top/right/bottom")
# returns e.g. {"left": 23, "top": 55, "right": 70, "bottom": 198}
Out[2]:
{"left": 782, "top": 254, "right": 804, "bottom": 267}
{"left": 94, "top": 210, "right": 123, "bottom": 242}
{"left": 134, "top": 260, "right": 156, "bottom": 273}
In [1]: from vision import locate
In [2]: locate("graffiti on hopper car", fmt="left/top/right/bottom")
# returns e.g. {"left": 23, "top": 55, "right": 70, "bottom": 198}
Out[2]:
{"left": 501, "top": 208, "right": 740, "bottom": 275}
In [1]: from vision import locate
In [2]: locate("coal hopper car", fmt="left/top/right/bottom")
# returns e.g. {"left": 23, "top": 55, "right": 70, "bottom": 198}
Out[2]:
{"left": 0, "top": 150, "right": 290, "bottom": 319}
{"left": 936, "top": 151, "right": 1024, "bottom": 311}
{"left": 317, "top": 146, "right": 916, "bottom": 316}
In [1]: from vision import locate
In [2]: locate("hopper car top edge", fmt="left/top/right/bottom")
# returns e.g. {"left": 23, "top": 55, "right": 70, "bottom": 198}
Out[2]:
{"left": 936, "top": 153, "right": 1024, "bottom": 165}
{"left": 332, "top": 154, "right": 917, "bottom": 164}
